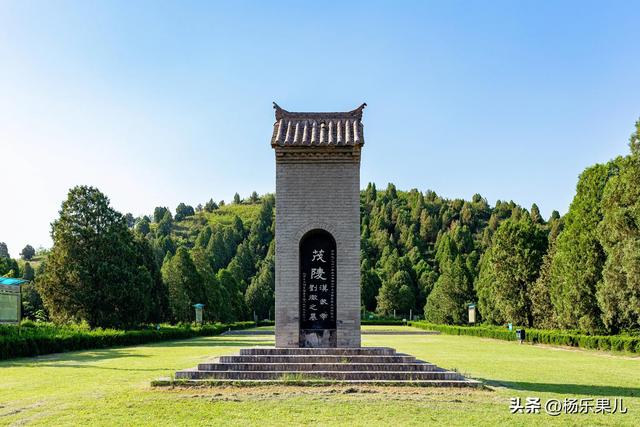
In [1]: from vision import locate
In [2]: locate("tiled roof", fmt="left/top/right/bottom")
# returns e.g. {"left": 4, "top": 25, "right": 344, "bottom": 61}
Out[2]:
{"left": 271, "top": 103, "right": 366, "bottom": 147}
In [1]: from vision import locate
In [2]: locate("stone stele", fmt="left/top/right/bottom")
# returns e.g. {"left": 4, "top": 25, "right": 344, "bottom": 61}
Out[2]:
{"left": 270, "top": 102, "right": 366, "bottom": 348}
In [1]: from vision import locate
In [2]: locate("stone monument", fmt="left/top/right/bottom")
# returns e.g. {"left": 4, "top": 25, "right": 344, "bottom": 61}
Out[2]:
{"left": 168, "top": 103, "right": 481, "bottom": 387}
{"left": 270, "top": 102, "right": 365, "bottom": 348}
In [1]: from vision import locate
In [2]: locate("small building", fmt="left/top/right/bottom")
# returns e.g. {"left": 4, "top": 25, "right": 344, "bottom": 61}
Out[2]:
{"left": 0, "top": 277, "right": 27, "bottom": 324}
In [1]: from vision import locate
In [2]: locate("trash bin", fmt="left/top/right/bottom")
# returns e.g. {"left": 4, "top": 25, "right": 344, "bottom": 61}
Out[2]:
{"left": 516, "top": 329, "right": 525, "bottom": 343}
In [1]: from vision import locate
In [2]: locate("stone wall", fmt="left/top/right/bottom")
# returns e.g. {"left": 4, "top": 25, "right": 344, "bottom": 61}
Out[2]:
{"left": 275, "top": 159, "right": 361, "bottom": 348}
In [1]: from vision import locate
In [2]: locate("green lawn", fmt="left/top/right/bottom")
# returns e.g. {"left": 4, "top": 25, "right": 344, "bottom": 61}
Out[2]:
{"left": 1, "top": 326, "right": 638, "bottom": 426}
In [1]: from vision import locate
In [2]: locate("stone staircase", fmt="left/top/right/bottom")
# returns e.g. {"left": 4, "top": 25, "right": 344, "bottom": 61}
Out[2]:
{"left": 169, "top": 347, "right": 481, "bottom": 387}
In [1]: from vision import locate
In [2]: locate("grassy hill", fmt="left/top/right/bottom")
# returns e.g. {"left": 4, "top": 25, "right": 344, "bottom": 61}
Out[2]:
{"left": 166, "top": 202, "right": 264, "bottom": 247}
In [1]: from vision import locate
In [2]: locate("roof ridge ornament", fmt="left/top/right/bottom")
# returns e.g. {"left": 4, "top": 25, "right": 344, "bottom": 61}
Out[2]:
{"left": 272, "top": 102, "right": 366, "bottom": 122}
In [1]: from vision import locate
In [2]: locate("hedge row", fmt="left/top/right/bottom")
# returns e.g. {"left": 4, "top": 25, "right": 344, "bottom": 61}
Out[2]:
{"left": 408, "top": 321, "right": 640, "bottom": 353}
{"left": 361, "top": 319, "right": 406, "bottom": 325}
{"left": 0, "top": 321, "right": 258, "bottom": 361}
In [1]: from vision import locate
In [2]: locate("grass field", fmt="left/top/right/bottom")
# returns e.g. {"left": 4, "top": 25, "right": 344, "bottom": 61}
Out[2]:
{"left": 1, "top": 325, "right": 638, "bottom": 426}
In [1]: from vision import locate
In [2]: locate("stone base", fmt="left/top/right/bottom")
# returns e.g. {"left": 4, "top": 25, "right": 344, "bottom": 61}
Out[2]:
{"left": 163, "top": 347, "right": 481, "bottom": 387}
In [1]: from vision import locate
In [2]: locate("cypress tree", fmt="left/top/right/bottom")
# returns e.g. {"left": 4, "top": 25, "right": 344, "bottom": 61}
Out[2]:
{"left": 597, "top": 120, "right": 640, "bottom": 332}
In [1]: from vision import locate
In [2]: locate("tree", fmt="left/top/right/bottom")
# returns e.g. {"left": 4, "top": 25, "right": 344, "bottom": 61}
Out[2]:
{"left": 21, "top": 281, "right": 46, "bottom": 321}
{"left": 425, "top": 255, "right": 472, "bottom": 324}
{"left": 38, "top": 186, "right": 155, "bottom": 328}
{"left": 227, "top": 197, "right": 274, "bottom": 288}
{"left": 361, "top": 258, "right": 382, "bottom": 312}
{"left": 249, "top": 191, "right": 260, "bottom": 203}
{"left": 376, "top": 270, "right": 415, "bottom": 316}
{"left": 135, "top": 216, "right": 151, "bottom": 235}
{"left": 135, "top": 235, "right": 168, "bottom": 323}
{"left": 161, "top": 247, "right": 206, "bottom": 322}
{"left": 530, "top": 244, "right": 558, "bottom": 329}
{"left": 597, "top": 120, "right": 640, "bottom": 332}
{"left": 233, "top": 193, "right": 241, "bottom": 204}
{"left": 22, "top": 262, "right": 35, "bottom": 281}
{"left": 20, "top": 244, "right": 36, "bottom": 260}
{"left": 156, "top": 211, "right": 173, "bottom": 237}
{"left": 415, "top": 264, "right": 437, "bottom": 311}
{"left": 153, "top": 206, "right": 169, "bottom": 223}
{"left": 425, "top": 230, "right": 474, "bottom": 324}
{"left": 204, "top": 199, "right": 218, "bottom": 212}
{"left": 124, "top": 213, "right": 135, "bottom": 228}
{"left": 0, "top": 257, "right": 19, "bottom": 277}
{"left": 547, "top": 162, "right": 618, "bottom": 332}
{"left": 530, "top": 203, "right": 543, "bottom": 224}
{"left": 175, "top": 203, "right": 195, "bottom": 221}
{"left": 217, "top": 268, "right": 246, "bottom": 321}
{"left": 0, "top": 242, "right": 9, "bottom": 259}
{"left": 245, "top": 245, "right": 275, "bottom": 319}
{"left": 476, "top": 218, "right": 547, "bottom": 326}
{"left": 189, "top": 245, "right": 225, "bottom": 322}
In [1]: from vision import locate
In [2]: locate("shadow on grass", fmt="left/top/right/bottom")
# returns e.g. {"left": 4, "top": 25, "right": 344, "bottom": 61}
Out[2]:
{"left": 35, "top": 363, "right": 168, "bottom": 372}
{"left": 1, "top": 348, "right": 149, "bottom": 367}
{"left": 152, "top": 339, "right": 274, "bottom": 348}
{"left": 1, "top": 338, "right": 272, "bottom": 368}
{"left": 483, "top": 379, "right": 639, "bottom": 397}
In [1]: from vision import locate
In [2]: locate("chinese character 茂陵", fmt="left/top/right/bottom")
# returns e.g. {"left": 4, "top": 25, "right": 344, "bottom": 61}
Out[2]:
{"left": 312, "top": 249, "right": 326, "bottom": 263}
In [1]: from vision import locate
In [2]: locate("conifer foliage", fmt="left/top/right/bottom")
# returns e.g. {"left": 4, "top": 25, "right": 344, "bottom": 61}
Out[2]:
{"left": 19, "top": 119, "right": 640, "bottom": 334}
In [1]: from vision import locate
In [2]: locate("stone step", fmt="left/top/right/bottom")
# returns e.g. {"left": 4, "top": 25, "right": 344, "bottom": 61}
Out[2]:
{"left": 162, "top": 346, "right": 481, "bottom": 388}
{"left": 176, "top": 369, "right": 463, "bottom": 381}
{"left": 218, "top": 354, "right": 416, "bottom": 364}
{"left": 197, "top": 362, "right": 440, "bottom": 372}
{"left": 239, "top": 347, "right": 396, "bottom": 356}
{"left": 156, "top": 379, "right": 482, "bottom": 388}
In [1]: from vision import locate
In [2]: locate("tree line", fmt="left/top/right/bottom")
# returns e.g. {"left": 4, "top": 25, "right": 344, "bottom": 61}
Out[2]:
{"left": 3, "top": 119, "right": 638, "bottom": 334}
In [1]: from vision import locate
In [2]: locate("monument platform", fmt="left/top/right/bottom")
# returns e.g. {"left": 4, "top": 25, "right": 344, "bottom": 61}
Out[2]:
{"left": 160, "top": 347, "right": 481, "bottom": 387}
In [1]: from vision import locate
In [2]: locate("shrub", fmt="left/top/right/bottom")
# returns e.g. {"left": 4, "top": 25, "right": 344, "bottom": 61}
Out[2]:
{"left": 408, "top": 321, "right": 640, "bottom": 354}
{"left": 0, "top": 321, "right": 256, "bottom": 360}
{"left": 361, "top": 319, "right": 406, "bottom": 326}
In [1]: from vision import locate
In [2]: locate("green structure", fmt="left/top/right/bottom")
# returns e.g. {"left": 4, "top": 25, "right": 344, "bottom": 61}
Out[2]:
{"left": 0, "top": 277, "right": 27, "bottom": 324}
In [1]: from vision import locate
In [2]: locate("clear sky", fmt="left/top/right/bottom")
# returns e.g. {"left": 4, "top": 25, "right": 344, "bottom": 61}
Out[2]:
{"left": 1, "top": 1, "right": 639, "bottom": 255}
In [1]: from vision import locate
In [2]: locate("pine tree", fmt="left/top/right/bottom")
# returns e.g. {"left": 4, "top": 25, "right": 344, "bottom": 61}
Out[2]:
{"left": 376, "top": 270, "right": 415, "bottom": 316}
{"left": 425, "top": 254, "right": 472, "bottom": 324}
{"left": 217, "top": 268, "right": 246, "bottom": 321}
{"left": 548, "top": 162, "right": 618, "bottom": 332}
{"left": 476, "top": 218, "right": 547, "bottom": 326}
{"left": 597, "top": 120, "right": 640, "bottom": 332}
{"left": 425, "top": 230, "right": 474, "bottom": 324}
{"left": 156, "top": 211, "right": 173, "bottom": 237}
{"left": 20, "top": 244, "right": 35, "bottom": 260}
{"left": 22, "top": 262, "right": 34, "bottom": 281}
{"left": 530, "top": 243, "right": 558, "bottom": 329}
{"left": 0, "top": 242, "right": 9, "bottom": 259}
{"left": 175, "top": 203, "right": 195, "bottom": 221}
{"left": 161, "top": 247, "right": 206, "bottom": 322}
{"left": 153, "top": 206, "right": 169, "bottom": 223}
{"left": 38, "top": 186, "right": 155, "bottom": 327}
{"left": 530, "top": 203, "right": 543, "bottom": 224}
{"left": 135, "top": 216, "right": 151, "bottom": 236}
{"left": 204, "top": 198, "right": 219, "bottom": 212}
{"left": 360, "top": 258, "right": 382, "bottom": 312}
{"left": 245, "top": 244, "right": 275, "bottom": 319}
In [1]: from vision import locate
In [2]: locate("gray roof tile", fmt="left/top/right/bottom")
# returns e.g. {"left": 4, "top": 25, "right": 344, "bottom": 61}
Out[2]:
{"left": 271, "top": 103, "right": 366, "bottom": 147}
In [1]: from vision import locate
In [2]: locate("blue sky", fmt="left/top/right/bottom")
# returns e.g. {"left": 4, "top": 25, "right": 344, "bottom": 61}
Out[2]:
{"left": 1, "top": 1, "right": 639, "bottom": 254}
